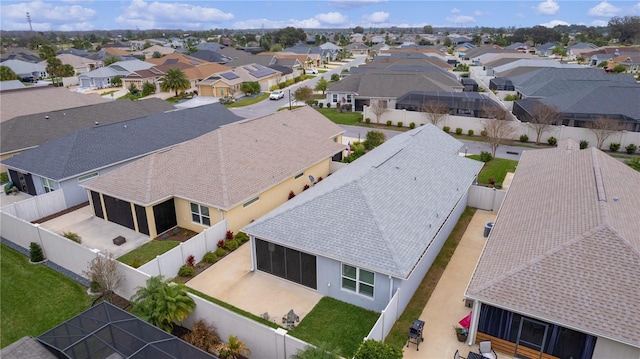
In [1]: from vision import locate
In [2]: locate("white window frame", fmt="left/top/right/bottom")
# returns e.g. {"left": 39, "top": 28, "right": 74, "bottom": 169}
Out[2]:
{"left": 341, "top": 263, "right": 375, "bottom": 298}
{"left": 42, "top": 178, "right": 56, "bottom": 193}
{"left": 78, "top": 172, "right": 99, "bottom": 182}
{"left": 190, "top": 202, "right": 210, "bottom": 226}
{"left": 332, "top": 94, "right": 338, "bottom": 103}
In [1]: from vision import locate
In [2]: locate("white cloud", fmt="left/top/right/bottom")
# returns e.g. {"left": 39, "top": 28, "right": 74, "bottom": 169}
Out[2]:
{"left": 590, "top": 20, "right": 608, "bottom": 27}
{"left": 232, "top": 18, "right": 321, "bottom": 29}
{"left": 539, "top": 19, "right": 569, "bottom": 28}
{"left": 588, "top": 1, "right": 621, "bottom": 17}
{"left": 446, "top": 15, "right": 476, "bottom": 24}
{"left": 363, "top": 11, "right": 389, "bottom": 23}
{"left": 329, "top": 0, "right": 386, "bottom": 9}
{"left": 0, "top": 0, "right": 97, "bottom": 31}
{"left": 58, "top": 21, "right": 95, "bottom": 31}
{"left": 634, "top": 2, "right": 640, "bottom": 14}
{"left": 474, "top": 10, "right": 487, "bottom": 16}
{"left": 535, "top": 0, "right": 559, "bottom": 15}
{"left": 315, "top": 12, "right": 348, "bottom": 25}
{"left": 515, "top": 13, "right": 525, "bottom": 19}
{"left": 115, "top": 0, "right": 233, "bottom": 29}
{"left": 451, "top": 8, "right": 460, "bottom": 14}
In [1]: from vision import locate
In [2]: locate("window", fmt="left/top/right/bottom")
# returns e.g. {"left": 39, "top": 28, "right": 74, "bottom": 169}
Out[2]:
{"left": 243, "top": 196, "right": 259, "bottom": 208}
{"left": 346, "top": 94, "right": 352, "bottom": 102}
{"left": 294, "top": 173, "right": 304, "bottom": 179}
{"left": 78, "top": 172, "right": 98, "bottom": 182}
{"left": 190, "top": 202, "right": 210, "bottom": 226}
{"left": 42, "top": 178, "right": 56, "bottom": 193}
{"left": 332, "top": 94, "right": 338, "bottom": 103}
{"left": 342, "top": 264, "right": 374, "bottom": 297}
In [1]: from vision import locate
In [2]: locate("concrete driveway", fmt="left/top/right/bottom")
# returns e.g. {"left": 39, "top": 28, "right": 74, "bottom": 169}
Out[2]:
{"left": 39, "top": 205, "right": 151, "bottom": 258}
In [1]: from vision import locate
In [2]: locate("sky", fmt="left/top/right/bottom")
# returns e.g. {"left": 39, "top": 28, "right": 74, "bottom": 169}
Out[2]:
{"left": 1, "top": 0, "right": 640, "bottom": 32}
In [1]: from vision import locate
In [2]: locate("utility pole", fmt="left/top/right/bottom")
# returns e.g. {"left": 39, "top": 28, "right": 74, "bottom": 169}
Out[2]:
{"left": 26, "top": 12, "right": 33, "bottom": 32}
{"left": 288, "top": 89, "right": 292, "bottom": 110}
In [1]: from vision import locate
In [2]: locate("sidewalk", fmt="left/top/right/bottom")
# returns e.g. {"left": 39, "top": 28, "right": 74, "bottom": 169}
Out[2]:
{"left": 403, "top": 209, "right": 497, "bottom": 359}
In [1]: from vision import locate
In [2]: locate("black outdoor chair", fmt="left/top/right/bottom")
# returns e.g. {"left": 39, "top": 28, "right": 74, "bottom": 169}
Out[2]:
{"left": 406, "top": 319, "right": 425, "bottom": 351}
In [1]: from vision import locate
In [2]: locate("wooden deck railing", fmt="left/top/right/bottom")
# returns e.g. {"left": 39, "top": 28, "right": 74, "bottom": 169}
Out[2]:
{"left": 475, "top": 332, "right": 559, "bottom": 359}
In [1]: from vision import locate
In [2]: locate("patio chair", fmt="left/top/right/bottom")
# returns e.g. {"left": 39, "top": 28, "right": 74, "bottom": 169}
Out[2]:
{"left": 478, "top": 340, "right": 498, "bottom": 359}
{"left": 454, "top": 349, "right": 467, "bottom": 359}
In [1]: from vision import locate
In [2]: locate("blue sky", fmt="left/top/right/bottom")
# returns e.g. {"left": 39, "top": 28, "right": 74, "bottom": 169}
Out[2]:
{"left": 1, "top": 0, "right": 639, "bottom": 32}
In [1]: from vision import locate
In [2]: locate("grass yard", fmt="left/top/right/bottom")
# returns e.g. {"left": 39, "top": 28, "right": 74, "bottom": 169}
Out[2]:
{"left": 384, "top": 207, "right": 476, "bottom": 350}
{"left": 1, "top": 244, "right": 92, "bottom": 348}
{"left": 289, "top": 297, "right": 379, "bottom": 358}
{"left": 222, "top": 93, "right": 269, "bottom": 108}
{"left": 117, "top": 240, "right": 180, "bottom": 268}
{"left": 467, "top": 155, "right": 518, "bottom": 185}
{"left": 315, "top": 108, "right": 366, "bottom": 126}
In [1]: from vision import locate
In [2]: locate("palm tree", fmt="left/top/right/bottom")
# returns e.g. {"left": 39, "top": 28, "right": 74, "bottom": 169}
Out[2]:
{"left": 161, "top": 68, "right": 190, "bottom": 97}
{"left": 130, "top": 276, "right": 195, "bottom": 332}
{"left": 216, "top": 335, "right": 250, "bottom": 359}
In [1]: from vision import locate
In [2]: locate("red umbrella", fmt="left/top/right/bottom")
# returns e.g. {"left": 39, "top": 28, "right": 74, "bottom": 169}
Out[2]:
{"left": 458, "top": 311, "right": 472, "bottom": 329}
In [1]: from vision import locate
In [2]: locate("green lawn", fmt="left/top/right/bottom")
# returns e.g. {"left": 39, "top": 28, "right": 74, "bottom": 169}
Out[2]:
{"left": 117, "top": 240, "right": 180, "bottom": 267}
{"left": 467, "top": 155, "right": 518, "bottom": 186}
{"left": 223, "top": 93, "right": 269, "bottom": 108}
{"left": 385, "top": 207, "right": 477, "bottom": 350}
{"left": 1, "top": 244, "right": 92, "bottom": 348}
{"left": 289, "top": 297, "right": 379, "bottom": 358}
{"left": 315, "top": 108, "right": 365, "bottom": 126}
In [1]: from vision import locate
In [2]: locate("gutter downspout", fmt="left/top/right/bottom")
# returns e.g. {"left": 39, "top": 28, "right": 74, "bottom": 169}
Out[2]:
{"left": 467, "top": 300, "right": 481, "bottom": 346}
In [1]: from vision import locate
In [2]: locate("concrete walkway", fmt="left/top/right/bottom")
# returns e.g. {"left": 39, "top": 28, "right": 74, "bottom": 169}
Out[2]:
{"left": 403, "top": 209, "right": 497, "bottom": 359}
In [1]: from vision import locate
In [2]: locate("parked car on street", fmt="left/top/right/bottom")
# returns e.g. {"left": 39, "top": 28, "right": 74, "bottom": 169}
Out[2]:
{"left": 305, "top": 68, "right": 318, "bottom": 74}
{"left": 270, "top": 90, "right": 285, "bottom": 100}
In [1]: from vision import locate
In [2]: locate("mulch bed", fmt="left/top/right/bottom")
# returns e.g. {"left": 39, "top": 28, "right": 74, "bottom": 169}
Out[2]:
{"left": 174, "top": 261, "right": 215, "bottom": 283}
{"left": 32, "top": 202, "right": 89, "bottom": 224}
{"left": 154, "top": 227, "right": 198, "bottom": 243}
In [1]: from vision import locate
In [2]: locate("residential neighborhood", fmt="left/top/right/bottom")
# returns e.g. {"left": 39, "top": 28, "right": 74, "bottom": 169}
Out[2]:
{"left": 1, "top": 5, "right": 640, "bottom": 359}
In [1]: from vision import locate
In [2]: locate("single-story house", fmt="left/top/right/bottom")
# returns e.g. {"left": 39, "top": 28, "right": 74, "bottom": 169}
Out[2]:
{"left": 39, "top": 53, "right": 101, "bottom": 75}
{"left": 1, "top": 103, "right": 242, "bottom": 209}
{"left": 1, "top": 59, "right": 47, "bottom": 79}
{"left": 243, "top": 124, "right": 483, "bottom": 312}
{"left": 81, "top": 106, "right": 345, "bottom": 238}
{"left": 78, "top": 59, "right": 153, "bottom": 88}
{"left": 465, "top": 139, "right": 640, "bottom": 359}
{"left": 345, "top": 42, "right": 371, "bottom": 56}
{"left": 198, "top": 63, "right": 281, "bottom": 97}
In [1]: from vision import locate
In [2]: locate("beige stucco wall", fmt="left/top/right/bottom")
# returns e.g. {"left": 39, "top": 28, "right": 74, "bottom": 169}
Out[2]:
{"left": 173, "top": 197, "right": 223, "bottom": 235}
{"left": 592, "top": 337, "right": 640, "bottom": 359}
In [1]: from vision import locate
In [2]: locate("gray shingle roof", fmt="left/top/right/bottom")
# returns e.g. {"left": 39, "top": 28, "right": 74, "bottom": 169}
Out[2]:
{"left": 81, "top": 106, "right": 345, "bottom": 209}
{"left": 244, "top": 125, "right": 482, "bottom": 278}
{"left": 466, "top": 139, "right": 640, "bottom": 347}
{"left": 2, "top": 103, "right": 242, "bottom": 181}
{"left": 1, "top": 98, "right": 175, "bottom": 154}
{"left": 328, "top": 70, "right": 462, "bottom": 97}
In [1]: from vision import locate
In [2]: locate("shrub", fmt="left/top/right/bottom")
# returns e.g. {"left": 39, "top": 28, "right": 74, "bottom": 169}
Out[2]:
{"left": 278, "top": 82, "right": 286, "bottom": 89}
{"left": 215, "top": 248, "right": 227, "bottom": 257}
{"left": 63, "top": 231, "right": 81, "bottom": 243}
{"left": 488, "top": 178, "right": 495, "bottom": 186}
{"left": 409, "top": 122, "right": 416, "bottom": 129}
{"left": 318, "top": 102, "right": 324, "bottom": 108}
{"left": 303, "top": 184, "right": 310, "bottom": 191}
{"left": 386, "top": 120, "right": 392, "bottom": 126}
{"left": 130, "top": 256, "right": 144, "bottom": 268}
{"left": 317, "top": 176, "right": 323, "bottom": 182}
{"left": 178, "top": 265, "right": 195, "bottom": 277}
{"left": 234, "top": 232, "right": 249, "bottom": 243}
{"left": 364, "top": 117, "right": 371, "bottom": 124}
{"left": 288, "top": 190, "right": 296, "bottom": 200}
{"left": 443, "top": 126, "right": 450, "bottom": 133}
{"left": 270, "top": 85, "right": 279, "bottom": 91}
{"left": 326, "top": 103, "right": 331, "bottom": 108}
{"left": 90, "top": 280, "right": 102, "bottom": 293}
{"left": 202, "top": 251, "right": 218, "bottom": 264}
{"left": 365, "top": 131, "right": 386, "bottom": 150}
{"left": 397, "top": 121, "right": 403, "bottom": 127}
{"left": 480, "top": 130, "right": 488, "bottom": 137}
{"left": 0, "top": 172, "right": 8, "bottom": 183}
{"left": 468, "top": 129, "right": 474, "bottom": 136}
{"left": 224, "top": 239, "right": 239, "bottom": 251}
{"left": 480, "top": 151, "right": 493, "bottom": 162}
{"left": 579, "top": 140, "right": 589, "bottom": 149}
{"left": 217, "top": 239, "right": 225, "bottom": 248}
{"left": 548, "top": 136, "right": 557, "bottom": 146}
{"left": 354, "top": 339, "right": 402, "bottom": 359}
{"left": 455, "top": 127, "right": 463, "bottom": 135}
{"left": 186, "top": 255, "right": 195, "bottom": 267}
{"left": 609, "top": 142, "right": 621, "bottom": 152}
{"left": 29, "top": 242, "right": 45, "bottom": 262}
{"left": 225, "top": 230, "right": 234, "bottom": 240}
{"left": 503, "top": 94, "right": 518, "bottom": 101}
{"left": 520, "top": 134, "right": 529, "bottom": 143}
{"left": 172, "top": 227, "right": 180, "bottom": 235}
{"left": 331, "top": 73, "right": 340, "bottom": 82}
{"left": 182, "top": 319, "right": 220, "bottom": 354}
{"left": 626, "top": 143, "right": 638, "bottom": 154}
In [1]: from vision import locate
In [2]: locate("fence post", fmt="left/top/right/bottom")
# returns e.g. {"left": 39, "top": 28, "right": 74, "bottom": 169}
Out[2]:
{"left": 156, "top": 255, "right": 161, "bottom": 276}
{"left": 34, "top": 223, "right": 46, "bottom": 259}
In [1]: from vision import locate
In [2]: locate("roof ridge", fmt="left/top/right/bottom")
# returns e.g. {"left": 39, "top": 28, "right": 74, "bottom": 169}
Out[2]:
{"left": 470, "top": 224, "right": 611, "bottom": 294}
{"left": 216, "top": 130, "right": 230, "bottom": 208}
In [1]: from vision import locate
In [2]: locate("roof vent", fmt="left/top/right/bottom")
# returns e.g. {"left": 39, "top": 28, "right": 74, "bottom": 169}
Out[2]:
{"left": 613, "top": 197, "right": 619, "bottom": 203}
{"left": 95, "top": 121, "right": 99, "bottom": 125}
{"left": 45, "top": 115, "right": 49, "bottom": 119}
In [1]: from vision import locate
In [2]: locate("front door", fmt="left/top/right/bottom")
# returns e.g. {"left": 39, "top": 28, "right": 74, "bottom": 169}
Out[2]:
{"left": 515, "top": 317, "right": 549, "bottom": 359}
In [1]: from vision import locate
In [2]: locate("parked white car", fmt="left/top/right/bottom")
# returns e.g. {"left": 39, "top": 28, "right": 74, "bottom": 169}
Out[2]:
{"left": 305, "top": 68, "right": 318, "bottom": 74}
{"left": 269, "top": 90, "right": 285, "bottom": 100}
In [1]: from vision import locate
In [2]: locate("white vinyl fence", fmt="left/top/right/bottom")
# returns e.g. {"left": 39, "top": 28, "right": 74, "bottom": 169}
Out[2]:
{"left": 467, "top": 185, "right": 507, "bottom": 212}
{"left": 366, "top": 289, "right": 401, "bottom": 341}
{"left": 0, "top": 189, "right": 66, "bottom": 222}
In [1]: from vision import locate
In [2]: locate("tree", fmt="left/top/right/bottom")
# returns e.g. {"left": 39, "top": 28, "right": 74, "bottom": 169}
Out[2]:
{"left": 423, "top": 25, "right": 433, "bottom": 34}
{"left": 293, "top": 86, "right": 313, "bottom": 104}
{"left": 83, "top": 252, "right": 122, "bottom": 303}
{"left": 152, "top": 51, "right": 162, "bottom": 58}
{"left": 365, "top": 130, "right": 386, "bottom": 149}
{"left": 353, "top": 339, "right": 402, "bottom": 359}
{"left": 240, "top": 81, "right": 260, "bottom": 96}
{"left": 473, "top": 33, "right": 483, "bottom": 45}
{"left": 370, "top": 99, "right": 388, "bottom": 124}
{"left": 142, "top": 81, "right": 156, "bottom": 96}
{"left": 483, "top": 107, "right": 516, "bottom": 158}
{"left": 45, "top": 57, "right": 64, "bottom": 86}
{"left": 161, "top": 68, "right": 190, "bottom": 96}
{"left": 314, "top": 77, "right": 328, "bottom": 95}
{"left": 104, "top": 55, "right": 121, "bottom": 66}
{"left": 128, "top": 83, "right": 139, "bottom": 96}
{"left": 551, "top": 47, "right": 567, "bottom": 61}
{"left": 216, "top": 335, "right": 250, "bottom": 359}
{"left": 111, "top": 75, "right": 122, "bottom": 87}
{"left": 419, "top": 100, "right": 449, "bottom": 126}
{"left": 526, "top": 103, "right": 561, "bottom": 144}
{"left": 608, "top": 16, "right": 640, "bottom": 44}
{"left": 353, "top": 26, "right": 364, "bottom": 34}
{"left": 60, "top": 64, "right": 75, "bottom": 77}
{"left": 0, "top": 65, "right": 19, "bottom": 81}
{"left": 586, "top": 117, "right": 623, "bottom": 149}
{"left": 443, "top": 37, "right": 452, "bottom": 47}
{"left": 330, "top": 73, "right": 340, "bottom": 82}
{"left": 611, "top": 64, "right": 626, "bottom": 73}
{"left": 130, "top": 276, "right": 195, "bottom": 332}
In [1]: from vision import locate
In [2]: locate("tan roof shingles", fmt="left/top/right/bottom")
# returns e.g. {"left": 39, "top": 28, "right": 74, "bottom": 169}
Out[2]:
{"left": 467, "top": 139, "right": 640, "bottom": 347}
{"left": 83, "top": 106, "right": 345, "bottom": 210}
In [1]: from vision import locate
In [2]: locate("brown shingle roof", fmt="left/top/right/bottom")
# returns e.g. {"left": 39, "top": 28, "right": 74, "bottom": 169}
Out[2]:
{"left": 466, "top": 139, "right": 640, "bottom": 347}
{"left": 83, "top": 107, "right": 345, "bottom": 209}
